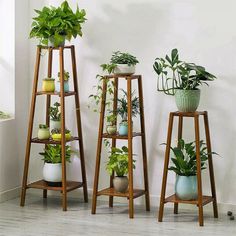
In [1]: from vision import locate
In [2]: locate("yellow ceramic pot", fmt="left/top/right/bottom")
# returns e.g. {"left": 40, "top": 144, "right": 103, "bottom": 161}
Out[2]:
{"left": 42, "top": 78, "right": 55, "bottom": 92}
{"left": 51, "top": 133, "right": 71, "bottom": 141}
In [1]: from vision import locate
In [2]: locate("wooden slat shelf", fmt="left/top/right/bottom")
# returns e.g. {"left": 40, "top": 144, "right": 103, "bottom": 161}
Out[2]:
{"left": 171, "top": 111, "right": 206, "bottom": 117}
{"left": 36, "top": 91, "right": 76, "bottom": 97}
{"left": 40, "top": 45, "right": 73, "bottom": 50}
{"left": 164, "top": 194, "right": 214, "bottom": 206}
{"left": 102, "top": 132, "right": 143, "bottom": 139}
{"left": 27, "top": 180, "right": 83, "bottom": 192}
{"left": 105, "top": 74, "right": 140, "bottom": 80}
{"left": 31, "top": 136, "right": 80, "bottom": 144}
{"left": 97, "top": 187, "right": 146, "bottom": 199}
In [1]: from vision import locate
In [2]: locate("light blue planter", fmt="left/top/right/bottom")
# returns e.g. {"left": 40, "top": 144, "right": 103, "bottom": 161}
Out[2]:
{"left": 56, "top": 81, "right": 69, "bottom": 93}
{"left": 119, "top": 123, "right": 128, "bottom": 136}
{"left": 175, "top": 175, "right": 198, "bottom": 200}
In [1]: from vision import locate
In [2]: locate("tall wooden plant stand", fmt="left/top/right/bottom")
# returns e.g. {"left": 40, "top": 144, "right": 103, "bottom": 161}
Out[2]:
{"left": 20, "top": 45, "right": 88, "bottom": 211}
{"left": 158, "top": 111, "right": 218, "bottom": 226}
{"left": 91, "top": 74, "right": 150, "bottom": 218}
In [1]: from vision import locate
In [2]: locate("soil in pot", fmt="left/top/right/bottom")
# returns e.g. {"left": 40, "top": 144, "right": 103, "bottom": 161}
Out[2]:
{"left": 175, "top": 89, "right": 200, "bottom": 112}
{"left": 113, "top": 176, "right": 129, "bottom": 193}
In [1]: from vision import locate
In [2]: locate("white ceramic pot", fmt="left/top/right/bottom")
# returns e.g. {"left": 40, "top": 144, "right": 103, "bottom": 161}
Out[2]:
{"left": 43, "top": 163, "right": 62, "bottom": 182}
{"left": 50, "top": 119, "right": 61, "bottom": 132}
{"left": 113, "top": 64, "right": 135, "bottom": 75}
{"left": 37, "top": 128, "right": 50, "bottom": 140}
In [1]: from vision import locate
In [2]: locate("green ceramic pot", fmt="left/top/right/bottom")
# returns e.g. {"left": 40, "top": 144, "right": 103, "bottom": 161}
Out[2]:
{"left": 175, "top": 89, "right": 200, "bottom": 112}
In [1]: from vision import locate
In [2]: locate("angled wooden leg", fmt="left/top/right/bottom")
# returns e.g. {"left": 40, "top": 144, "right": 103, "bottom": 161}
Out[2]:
{"left": 109, "top": 78, "right": 119, "bottom": 208}
{"left": 127, "top": 77, "right": 134, "bottom": 218}
{"left": 158, "top": 113, "right": 174, "bottom": 222}
{"left": 91, "top": 78, "right": 107, "bottom": 214}
{"left": 20, "top": 47, "right": 41, "bottom": 206}
{"left": 203, "top": 112, "right": 218, "bottom": 218}
{"left": 71, "top": 46, "right": 88, "bottom": 203}
{"left": 44, "top": 47, "right": 53, "bottom": 199}
{"left": 174, "top": 115, "right": 183, "bottom": 214}
{"left": 59, "top": 47, "right": 67, "bottom": 211}
{"left": 194, "top": 114, "right": 204, "bottom": 226}
{"left": 138, "top": 76, "right": 150, "bottom": 211}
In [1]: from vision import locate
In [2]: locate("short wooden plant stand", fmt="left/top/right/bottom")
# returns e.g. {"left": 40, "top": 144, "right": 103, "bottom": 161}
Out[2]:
{"left": 91, "top": 74, "right": 150, "bottom": 218}
{"left": 158, "top": 111, "right": 218, "bottom": 226}
{"left": 20, "top": 45, "right": 88, "bottom": 211}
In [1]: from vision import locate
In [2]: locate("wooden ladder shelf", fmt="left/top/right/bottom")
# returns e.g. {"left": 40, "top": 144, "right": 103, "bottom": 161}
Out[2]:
{"left": 91, "top": 74, "right": 150, "bottom": 218}
{"left": 20, "top": 45, "right": 88, "bottom": 211}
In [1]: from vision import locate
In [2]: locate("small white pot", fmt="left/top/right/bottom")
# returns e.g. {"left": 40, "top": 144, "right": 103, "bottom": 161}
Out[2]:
{"left": 114, "top": 64, "right": 135, "bottom": 75}
{"left": 50, "top": 119, "right": 61, "bottom": 132}
{"left": 37, "top": 128, "right": 50, "bottom": 140}
{"left": 43, "top": 163, "right": 62, "bottom": 182}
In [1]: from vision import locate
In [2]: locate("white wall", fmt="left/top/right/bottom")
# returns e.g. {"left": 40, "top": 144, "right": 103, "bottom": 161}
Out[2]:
{"left": 2, "top": 0, "right": 234, "bottom": 208}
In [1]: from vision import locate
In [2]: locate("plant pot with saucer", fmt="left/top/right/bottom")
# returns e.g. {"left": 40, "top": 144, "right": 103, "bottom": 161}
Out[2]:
{"left": 51, "top": 128, "right": 72, "bottom": 141}
{"left": 153, "top": 48, "right": 217, "bottom": 112}
{"left": 39, "top": 144, "right": 73, "bottom": 186}
{"left": 106, "top": 146, "right": 136, "bottom": 193}
{"left": 167, "top": 138, "right": 218, "bottom": 200}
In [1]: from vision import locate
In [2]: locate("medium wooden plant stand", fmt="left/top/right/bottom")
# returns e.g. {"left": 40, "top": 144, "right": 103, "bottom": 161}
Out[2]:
{"left": 91, "top": 74, "right": 150, "bottom": 218}
{"left": 20, "top": 45, "right": 88, "bottom": 211}
{"left": 158, "top": 111, "right": 218, "bottom": 226}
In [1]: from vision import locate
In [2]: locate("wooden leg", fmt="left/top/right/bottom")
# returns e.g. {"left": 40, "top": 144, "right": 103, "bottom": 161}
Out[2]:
{"left": 59, "top": 47, "right": 67, "bottom": 211}
{"left": 91, "top": 79, "right": 107, "bottom": 214}
{"left": 174, "top": 115, "right": 183, "bottom": 214}
{"left": 43, "top": 48, "right": 53, "bottom": 199}
{"left": 203, "top": 112, "right": 218, "bottom": 218}
{"left": 109, "top": 78, "right": 118, "bottom": 208}
{"left": 138, "top": 76, "right": 150, "bottom": 211}
{"left": 71, "top": 46, "right": 88, "bottom": 203}
{"left": 20, "top": 47, "right": 41, "bottom": 206}
{"left": 158, "top": 113, "right": 174, "bottom": 222}
{"left": 194, "top": 114, "right": 204, "bottom": 226}
{"left": 127, "top": 78, "right": 134, "bottom": 218}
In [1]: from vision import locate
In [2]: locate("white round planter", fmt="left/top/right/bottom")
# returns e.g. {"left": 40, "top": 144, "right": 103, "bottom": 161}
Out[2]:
{"left": 50, "top": 119, "right": 61, "bottom": 132}
{"left": 43, "top": 163, "right": 62, "bottom": 183}
{"left": 113, "top": 64, "right": 135, "bottom": 75}
{"left": 37, "top": 128, "right": 50, "bottom": 140}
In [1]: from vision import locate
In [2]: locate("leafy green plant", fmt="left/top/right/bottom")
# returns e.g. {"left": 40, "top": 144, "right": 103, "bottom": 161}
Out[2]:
{"left": 106, "top": 113, "right": 117, "bottom": 125}
{"left": 58, "top": 70, "right": 70, "bottom": 81}
{"left": 39, "top": 144, "right": 73, "bottom": 163}
{"left": 39, "top": 124, "right": 48, "bottom": 129}
{"left": 117, "top": 89, "right": 140, "bottom": 121}
{"left": 106, "top": 146, "right": 135, "bottom": 177}
{"left": 30, "top": 1, "right": 86, "bottom": 46}
{"left": 167, "top": 139, "right": 218, "bottom": 176}
{"left": 111, "top": 51, "right": 139, "bottom": 66}
{"left": 0, "top": 111, "right": 11, "bottom": 119}
{"left": 49, "top": 102, "right": 61, "bottom": 121}
{"left": 51, "top": 128, "right": 70, "bottom": 134}
{"left": 153, "top": 49, "right": 216, "bottom": 95}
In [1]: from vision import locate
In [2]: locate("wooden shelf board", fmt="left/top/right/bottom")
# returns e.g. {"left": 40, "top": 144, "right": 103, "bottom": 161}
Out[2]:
{"left": 31, "top": 136, "right": 79, "bottom": 144}
{"left": 105, "top": 74, "right": 140, "bottom": 79}
{"left": 97, "top": 187, "right": 146, "bottom": 199}
{"left": 36, "top": 91, "right": 76, "bottom": 97}
{"left": 102, "top": 132, "right": 143, "bottom": 139}
{"left": 172, "top": 111, "right": 206, "bottom": 117}
{"left": 27, "top": 180, "right": 83, "bottom": 192}
{"left": 164, "top": 194, "right": 214, "bottom": 206}
{"left": 39, "top": 45, "right": 73, "bottom": 50}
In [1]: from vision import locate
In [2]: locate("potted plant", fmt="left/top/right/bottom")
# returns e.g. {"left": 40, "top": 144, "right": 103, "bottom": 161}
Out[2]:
{"left": 42, "top": 77, "right": 55, "bottom": 92}
{"left": 117, "top": 89, "right": 140, "bottom": 135}
{"left": 153, "top": 49, "right": 216, "bottom": 112}
{"left": 30, "top": 1, "right": 87, "bottom": 47}
{"left": 106, "top": 146, "right": 135, "bottom": 193}
{"left": 108, "top": 51, "right": 139, "bottom": 75}
{"left": 167, "top": 139, "right": 218, "bottom": 200}
{"left": 56, "top": 70, "right": 70, "bottom": 92}
{"left": 106, "top": 113, "right": 117, "bottom": 135}
{"left": 49, "top": 102, "right": 61, "bottom": 132}
{"left": 37, "top": 124, "right": 50, "bottom": 140}
{"left": 39, "top": 144, "right": 72, "bottom": 186}
{"left": 51, "top": 128, "right": 71, "bottom": 141}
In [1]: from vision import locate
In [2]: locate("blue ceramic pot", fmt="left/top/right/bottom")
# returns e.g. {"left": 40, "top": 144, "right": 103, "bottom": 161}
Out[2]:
{"left": 175, "top": 175, "right": 198, "bottom": 200}
{"left": 119, "top": 122, "right": 128, "bottom": 136}
{"left": 56, "top": 81, "right": 69, "bottom": 93}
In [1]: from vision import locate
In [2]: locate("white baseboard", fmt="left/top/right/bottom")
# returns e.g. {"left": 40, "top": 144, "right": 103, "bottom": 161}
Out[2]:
{"left": 1, "top": 186, "right": 236, "bottom": 214}
{"left": 0, "top": 187, "right": 21, "bottom": 203}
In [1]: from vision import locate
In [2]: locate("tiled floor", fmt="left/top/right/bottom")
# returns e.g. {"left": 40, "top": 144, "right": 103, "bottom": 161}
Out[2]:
{"left": 0, "top": 194, "right": 235, "bottom": 236}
